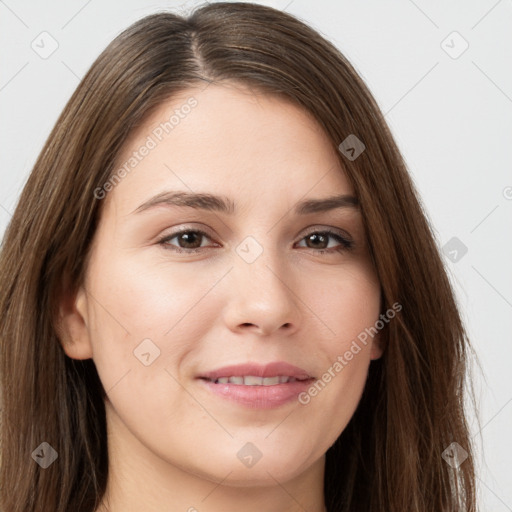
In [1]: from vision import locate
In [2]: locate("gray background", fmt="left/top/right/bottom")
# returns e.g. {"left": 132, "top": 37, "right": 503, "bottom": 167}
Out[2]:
{"left": 1, "top": 0, "right": 511, "bottom": 509}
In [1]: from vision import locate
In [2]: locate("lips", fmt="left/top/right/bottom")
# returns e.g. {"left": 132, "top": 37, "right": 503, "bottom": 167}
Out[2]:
{"left": 197, "top": 362, "right": 315, "bottom": 409}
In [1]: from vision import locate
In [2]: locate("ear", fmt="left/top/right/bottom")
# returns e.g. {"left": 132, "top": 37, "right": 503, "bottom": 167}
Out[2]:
{"left": 55, "top": 282, "right": 93, "bottom": 360}
{"left": 369, "top": 331, "right": 386, "bottom": 360}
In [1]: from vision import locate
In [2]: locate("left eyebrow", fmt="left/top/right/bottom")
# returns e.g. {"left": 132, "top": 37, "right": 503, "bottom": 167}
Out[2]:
{"left": 131, "top": 191, "right": 359, "bottom": 216}
{"left": 295, "top": 194, "right": 359, "bottom": 214}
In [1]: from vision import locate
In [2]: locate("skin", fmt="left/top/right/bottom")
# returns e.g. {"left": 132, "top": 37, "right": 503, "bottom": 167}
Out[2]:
{"left": 58, "top": 82, "right": 383, "bottom": 512}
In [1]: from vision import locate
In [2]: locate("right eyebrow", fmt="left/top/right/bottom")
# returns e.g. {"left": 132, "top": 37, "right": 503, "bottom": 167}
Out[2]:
{"left": 132, "top": 191, "right": 236, "bottom": 215}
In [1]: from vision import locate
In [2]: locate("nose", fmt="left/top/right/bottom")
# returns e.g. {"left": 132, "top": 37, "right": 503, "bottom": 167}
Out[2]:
{"left": 222, "top": 243, "right": 301, "bottom": 337}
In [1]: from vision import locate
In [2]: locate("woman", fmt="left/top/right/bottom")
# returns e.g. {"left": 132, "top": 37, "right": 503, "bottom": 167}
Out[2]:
{"left": 0, "top": 2, "right": 478, "bottom": 511}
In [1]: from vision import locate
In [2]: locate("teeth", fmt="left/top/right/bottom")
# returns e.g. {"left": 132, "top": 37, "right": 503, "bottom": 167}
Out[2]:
{"left": 212, "top": 375, "right": 298, "bottom": 385}
{"left": 243, "top": 375, "right": 263, "bottom": 386}
{"left": 262, "top": 376, "right": 280, "bottom": 386}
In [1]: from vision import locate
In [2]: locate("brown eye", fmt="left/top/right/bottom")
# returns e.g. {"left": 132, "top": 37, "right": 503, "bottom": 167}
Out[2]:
{"left": 296, "top": 230, "right": 353, "bottom": 254}
{"left": 304, "top": 233, "right": 329, "bottom": 250}
{"left": 158, "top": 229, "right": 214, "bottom": 253}
{"left": 174, "top": 231, "right": 205, "bottom": 249}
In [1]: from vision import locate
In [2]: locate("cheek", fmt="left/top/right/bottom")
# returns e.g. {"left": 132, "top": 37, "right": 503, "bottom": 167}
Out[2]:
{"left": 298, "top": 263, "right": 380, "bottom": 438}
{"left": 88, "top": 253, "right": 229, "bottom": 388}
{"left": 83, "top": 254, "right": 225, "bottom": 439}
{"left": 317, "top": 258, "right": 381, "bottom": 349}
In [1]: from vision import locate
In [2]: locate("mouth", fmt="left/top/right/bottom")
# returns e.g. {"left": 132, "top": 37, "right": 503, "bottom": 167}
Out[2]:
{"left": 196, "top": 361, "right": 315, "bottom": 409}
{"left": 201, "top": 375, "right": 311, "bottom": 385}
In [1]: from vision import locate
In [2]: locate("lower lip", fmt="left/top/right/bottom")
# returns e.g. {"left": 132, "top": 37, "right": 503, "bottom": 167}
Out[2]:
{"left": 198, "top": 378, "right": 314, "bottom": 409}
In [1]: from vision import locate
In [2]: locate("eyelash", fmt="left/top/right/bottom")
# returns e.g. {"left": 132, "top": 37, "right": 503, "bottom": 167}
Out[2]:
{"left": 157, "top": 228, "right": 354, "bottom": 255}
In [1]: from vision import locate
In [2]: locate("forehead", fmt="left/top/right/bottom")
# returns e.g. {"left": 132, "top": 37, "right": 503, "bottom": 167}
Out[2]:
{"left": 106, "top": 82, "right": 354, "bottom": 216}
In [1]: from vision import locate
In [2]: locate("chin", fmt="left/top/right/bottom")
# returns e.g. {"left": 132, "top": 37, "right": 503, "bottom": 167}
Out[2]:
{"left": 206, "top": 450, "right": 317, "bottom": 487}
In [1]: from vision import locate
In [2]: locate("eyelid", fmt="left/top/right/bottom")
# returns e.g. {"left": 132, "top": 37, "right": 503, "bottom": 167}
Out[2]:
{"left": 156, "top": 223, "right": 215, "bottom": 240}
{"left": 301, "top": 225, "right": 353, "bottom": 242}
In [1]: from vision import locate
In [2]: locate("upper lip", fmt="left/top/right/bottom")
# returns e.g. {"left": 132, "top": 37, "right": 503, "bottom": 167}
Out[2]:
{"left": 198, "top": 362, "right": 313, "bottom": 380}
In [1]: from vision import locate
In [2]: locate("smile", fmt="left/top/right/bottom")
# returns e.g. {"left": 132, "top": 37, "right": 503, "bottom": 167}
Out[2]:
{"left": 203, "top": 375, "right": 308, "bottom": 385}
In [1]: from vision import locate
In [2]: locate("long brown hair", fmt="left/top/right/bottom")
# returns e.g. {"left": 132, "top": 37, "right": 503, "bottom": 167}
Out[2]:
{"left": 0, "top": 2, "right": 479, "bottom": 510}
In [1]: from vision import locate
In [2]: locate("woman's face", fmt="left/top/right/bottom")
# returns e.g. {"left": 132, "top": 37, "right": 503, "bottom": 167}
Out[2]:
{"left": 64, "top": 82, "right": 382, "bottom": 487}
